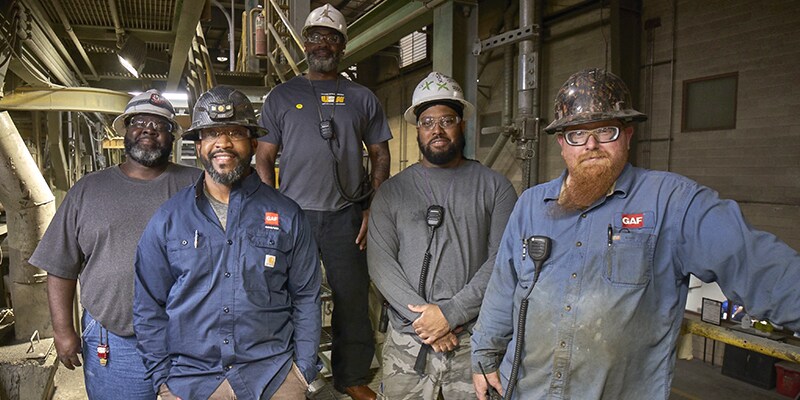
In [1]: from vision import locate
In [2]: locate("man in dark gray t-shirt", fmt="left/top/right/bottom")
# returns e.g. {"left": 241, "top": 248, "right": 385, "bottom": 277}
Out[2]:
{"left": 255, "top": 4, "right": 391, "bottom": 399}
{"left": 29, "top": 90, "right": 199, "bottom": 400}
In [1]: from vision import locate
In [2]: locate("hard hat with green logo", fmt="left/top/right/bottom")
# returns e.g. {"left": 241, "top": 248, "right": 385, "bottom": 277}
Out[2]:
{"left": 403, "top": 71, "right": 475, "bottom": 125}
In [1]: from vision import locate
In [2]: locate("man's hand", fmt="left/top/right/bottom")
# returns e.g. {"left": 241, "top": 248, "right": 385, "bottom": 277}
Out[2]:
{"left": 408, "top": 303, "right": 449, "bottom": 344}
{"left": 356, "top": 209, "right": 369, "bottom": 251}
{"left": 430, "top": 332, "right": 459, "bottom": 353}
{"left": 473, "top": 371, "right": 503, "bottom": 400}
{"left": 53, "top": 330, "right": 83, "bottom": 370}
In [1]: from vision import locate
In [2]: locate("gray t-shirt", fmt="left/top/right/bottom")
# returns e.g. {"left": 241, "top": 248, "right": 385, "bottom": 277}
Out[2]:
{"left": 367, "top": 160, "right": 518, "bottom": 336}
{"left": 258, "top": 75, "right": 392, "bottom": 211}
{"left": 30, "top": 163, "right": 200, "bottom": 336}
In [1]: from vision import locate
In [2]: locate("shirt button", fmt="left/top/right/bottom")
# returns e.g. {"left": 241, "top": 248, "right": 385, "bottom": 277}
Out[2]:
{"left": 224, "top": 272, "right": 231, "bottom": 278}
{"left": 216, "top": 375, "right": 221, "bottom": 380}
{"left": 223, "top": 339, "right": 229, "bottom": 344}
{"left": 226, "top": 365, "right": 232, "bottom": 371}
{"left": 556, "top": 371, "right": 562, "bottom": 379}
{"left": 560, "top": 341, "right": 566, "bottom": 347}
{"left": 576, "top": 241, "right": 582, "bottom": 247}
{"left": 571, "top": 273, "right": 577, "bottom": 279}
{"left": 565, "top": 305, "right": 572, "bottom": 311}
{"left": 227, "top": 240, "right": 233, "bottom": 245}
{"left": 581, "top": 213, "right": 587, "bottom": 218}
{"left": 223, "top": 307, "right": 230, "bottom": 313}
{"left": 181, "top": 240, "right": 188, "bottom": 246}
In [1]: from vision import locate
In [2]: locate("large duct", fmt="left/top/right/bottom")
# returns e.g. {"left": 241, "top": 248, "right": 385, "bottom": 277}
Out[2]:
{"left": 0, "top": 112, "right": 55, "bottom": 340}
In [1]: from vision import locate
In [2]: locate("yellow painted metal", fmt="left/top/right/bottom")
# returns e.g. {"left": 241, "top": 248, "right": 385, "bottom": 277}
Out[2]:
{"left": 102, "top": 138, "right": 125, "bottom": 149}
{"left": 682, "top": 314, "right": 800, "bottom": 363}
{"left": 0, "top": 87, "right": 131, "bottom": 113}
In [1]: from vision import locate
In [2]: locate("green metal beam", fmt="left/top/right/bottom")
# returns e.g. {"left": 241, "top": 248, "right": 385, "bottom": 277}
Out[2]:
{"left": 0, "top": 87, "right": 131, "bottom": 113}
{"left": 58, "top": 25, "right": 176, "bottom": 44}
{"left": 341, "top": 0, "right": 450, "bottom": 69}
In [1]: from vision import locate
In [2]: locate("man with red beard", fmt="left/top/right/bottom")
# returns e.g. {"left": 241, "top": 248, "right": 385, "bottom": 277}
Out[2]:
{"left": 255, "top": 4, "right": 391, "bottom": 399}
{"left": 30, "top": 89, "right": 199, "bottom": 399}
{"left": 368, "top": 72, "right": 517, "bottom": 399}
{"left": 134, "top": 86, "right": 321, "bottom": 400}
{"left": 471, "top": 68, "right": 800, "bottom": 400}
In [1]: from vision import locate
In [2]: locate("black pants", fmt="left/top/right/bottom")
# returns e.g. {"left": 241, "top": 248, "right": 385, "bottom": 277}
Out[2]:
{"left": 305, "top": 205, "right": 375, "bottom": 388}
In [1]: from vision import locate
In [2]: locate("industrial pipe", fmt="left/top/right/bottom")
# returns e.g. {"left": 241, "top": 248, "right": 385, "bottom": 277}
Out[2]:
{"left": 0, "top": 112, "right": 56, "bottom": 340}
{"left": 50, "top": 0, "right": 100, "bottom": 79}
{"left": 212, "top": 0, "right": 235, "bottom": 71}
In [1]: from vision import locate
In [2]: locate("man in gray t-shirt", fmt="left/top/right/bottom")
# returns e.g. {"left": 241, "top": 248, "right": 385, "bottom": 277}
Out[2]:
{"left": 255, "top": 5, "right": 391, "bottom": 399}
{"left": 367, "top": 72, "right": 517, "bottom": 400}
{"left": 29, "top": 90, "right": 199, "bottom": 400}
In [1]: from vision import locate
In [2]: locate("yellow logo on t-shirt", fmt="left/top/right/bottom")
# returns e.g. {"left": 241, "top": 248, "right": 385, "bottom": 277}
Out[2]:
{"left": 295, "top": 103, "right": 303, "bottom": 109}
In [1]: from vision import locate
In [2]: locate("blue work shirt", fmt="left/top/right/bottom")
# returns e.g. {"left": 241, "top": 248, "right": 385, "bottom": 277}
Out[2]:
{"left": 134, "top": 172, "right": 321, "bottom": 400}
{"left": 471, "top": 164, "right": 800, "bottom": 399}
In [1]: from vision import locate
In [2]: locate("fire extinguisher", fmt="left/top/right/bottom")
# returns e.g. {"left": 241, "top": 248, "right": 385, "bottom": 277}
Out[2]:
{"left": 254, "top": 11, "right": 267, "bottom": 56}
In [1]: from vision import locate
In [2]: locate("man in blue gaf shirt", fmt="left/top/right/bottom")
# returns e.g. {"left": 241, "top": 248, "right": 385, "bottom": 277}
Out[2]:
{"left": 471, "top": 69, "right": 800, "bottom": 400}
{"left": 134, "top": 86, "right": 321, "bottom": 400}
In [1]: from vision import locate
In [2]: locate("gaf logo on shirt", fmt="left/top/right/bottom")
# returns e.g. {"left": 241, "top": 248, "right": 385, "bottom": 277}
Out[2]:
{"left": 264, "top": 212, "right": 280, "bottom": 229}
{"left": 621, "top": 213, "right": 644, "bottom": 228}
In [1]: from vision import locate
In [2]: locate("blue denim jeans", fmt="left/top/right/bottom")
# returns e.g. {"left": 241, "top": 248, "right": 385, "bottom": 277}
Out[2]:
{"left": 82, "top": 311, "right": 155, "bottom": 400}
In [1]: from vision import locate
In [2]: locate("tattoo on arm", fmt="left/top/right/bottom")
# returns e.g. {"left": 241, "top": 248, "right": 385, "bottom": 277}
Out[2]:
{"left": 368, "top": 142, "right": 390, "bottom": 190}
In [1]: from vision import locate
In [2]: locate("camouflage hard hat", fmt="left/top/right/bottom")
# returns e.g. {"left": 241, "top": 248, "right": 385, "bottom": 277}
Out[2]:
{"left": 543, "top": 68, "right": 647, "bottom": 134}
{"left": 183, "top": 85, "right": 267, "bottom": 141}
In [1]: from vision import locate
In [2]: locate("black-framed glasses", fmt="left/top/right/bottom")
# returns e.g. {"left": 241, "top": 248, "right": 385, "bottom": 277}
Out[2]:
{"left": 128, "top": 116, "right": 173, "bottom": 133}
{"left": 562, "top": 126, "right": 620, "bottom": 146}
{"left": 306, "top": 32, "right": 343, "bottom": 45}
{"left": 417, "top": 115, "right": 461, "bottom": 130}
{"left": 199, "top": 128, "right": 251, "bottom": 142}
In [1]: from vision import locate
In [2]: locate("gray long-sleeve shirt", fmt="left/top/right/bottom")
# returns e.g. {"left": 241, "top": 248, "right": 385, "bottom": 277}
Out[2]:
{"left": 367, "top": 160, "right": 517, "bottom": 336}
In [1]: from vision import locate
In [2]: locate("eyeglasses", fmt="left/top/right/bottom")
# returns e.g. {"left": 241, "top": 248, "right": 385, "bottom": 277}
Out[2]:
{"left": 562, "top": 126, "right": 621, "bottom": 146}
{"left": 306, "top": 32, "right": 343, "bottom": 45}
{"left": 199, "top": 128, "right": 251, "bottom": 142}
{"left": 128, "top": 117, "right": 173, "bottom": 133}
{"left": 417, "top": 115, "right": 461, "bottom": 131}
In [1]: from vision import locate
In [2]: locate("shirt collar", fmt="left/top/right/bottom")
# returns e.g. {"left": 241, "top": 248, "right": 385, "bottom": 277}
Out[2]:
{"left": 193, "top": 169, "right": 262, "bottom": 199}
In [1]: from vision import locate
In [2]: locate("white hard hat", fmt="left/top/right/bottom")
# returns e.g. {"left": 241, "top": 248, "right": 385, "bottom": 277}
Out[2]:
{"left": 404, "top": 72, "right": 475, "bottom": 125}
{"left": 302, "top": 3, "right": 347, "bottom": 42}
{"left": 112, "top": 89, "right": 181, "bottom": 136}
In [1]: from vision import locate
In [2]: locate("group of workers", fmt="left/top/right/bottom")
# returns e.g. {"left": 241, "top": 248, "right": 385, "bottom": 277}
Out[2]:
{"left": 28, "top": 3, "right": 800, "bottom": 400}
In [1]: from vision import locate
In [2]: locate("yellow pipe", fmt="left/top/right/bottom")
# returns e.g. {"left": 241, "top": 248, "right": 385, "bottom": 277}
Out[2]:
{"left": 682, "top": 315, "right": 800, "bottom": 363}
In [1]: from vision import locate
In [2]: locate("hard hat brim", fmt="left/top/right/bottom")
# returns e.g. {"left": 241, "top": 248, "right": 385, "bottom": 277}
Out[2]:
{"left": 182, "top": 122, "right": 268, "bottom": 141}
{"left": 112, "top": 112, "right": 183, "bottom": 137}
{"left": 403, "top": 99, "right": 475, "bottom": 125}
{"left": 543, "top": 110, "right": 647, "bottom": 134}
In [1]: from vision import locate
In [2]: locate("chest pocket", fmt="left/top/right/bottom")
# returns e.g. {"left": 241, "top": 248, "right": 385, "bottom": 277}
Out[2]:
{"left": 604, "top": 230, "right": 655, "bottom": 287}
{"left": 166, "top": 237, "right": 212, "bottom": 291}
{"left": 243, "top": 228, "right": 294, "bottom": 307}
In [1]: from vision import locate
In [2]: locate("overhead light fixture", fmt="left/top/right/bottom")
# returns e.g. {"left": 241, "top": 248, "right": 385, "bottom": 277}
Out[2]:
{"left": 118, "top": 35, "right": 147, "bottom": 77}
{"left": 216, "top": 55, "right": 229, "bottom": 62}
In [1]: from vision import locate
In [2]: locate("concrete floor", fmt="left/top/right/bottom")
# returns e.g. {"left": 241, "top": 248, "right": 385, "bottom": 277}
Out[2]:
{"left": 51, "top": 357, "right": 792, "bottom": 399}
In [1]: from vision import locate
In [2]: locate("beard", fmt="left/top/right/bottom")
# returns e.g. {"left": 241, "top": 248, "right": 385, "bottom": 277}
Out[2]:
{"left": 200, "top": 149, "right": 251, "bottom": 185}
{"left": 306, "top": 49, "right": 341, "bottom": 73}
{"left": 124, "top": 135, "right": 172, "bottom": 167}
{"left": 558, "top": 148, "right": 627, "bottom": 211}
{"left": 417, "top": 132, "right": 465, "bottom": 166}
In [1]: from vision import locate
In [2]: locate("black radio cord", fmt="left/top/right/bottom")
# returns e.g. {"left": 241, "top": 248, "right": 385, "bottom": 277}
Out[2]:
{"left": 505, "top": 257, "right": 544, "bottom": 400}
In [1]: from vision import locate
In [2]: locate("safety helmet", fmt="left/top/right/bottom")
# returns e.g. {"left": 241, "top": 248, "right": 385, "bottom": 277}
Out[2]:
{"left": 182, "top": 85, "right": 267, "bottom": 141}
{"left": 302, "top": 3, "right": 348, "bottom": 43}
{"left": 403, "top": 71, "right": 475, "bottom": 125}
{"left": 543, "top": 68, "right": 647, "bottom": 134}
{"left": 112, "top": 89, "right": 181, "bottom": 136}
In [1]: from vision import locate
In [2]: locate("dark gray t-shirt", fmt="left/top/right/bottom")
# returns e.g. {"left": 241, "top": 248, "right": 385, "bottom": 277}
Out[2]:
{"left": 258, "top": 75, "right": 392, "bottom": 211}
{"left": 30, "top": 163, "right": 200, "bottom": 336}
{"left": 367, "top": 161, "right": 518, "bottom": 336}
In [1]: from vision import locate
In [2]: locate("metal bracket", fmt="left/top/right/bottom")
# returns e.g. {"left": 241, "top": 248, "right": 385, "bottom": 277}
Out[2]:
{"left": 472, "top": 24, "right": 539, "bottom": 56}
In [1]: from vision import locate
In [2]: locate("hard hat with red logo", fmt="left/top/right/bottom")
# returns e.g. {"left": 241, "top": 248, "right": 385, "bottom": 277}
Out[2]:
{"left": 544, "top": 68, "right": 647, "bottom": 134}
{"left": 182, "top": 85, "right": 267, "bottom": 141}
{"left": 302, "top": 3, "right": 348, "bottom": 43}
{"left": 112, "top": 89, "right": 180, "bottom": 136}
{"left": 403, "top": 71, "right": 475, "bottom": 124}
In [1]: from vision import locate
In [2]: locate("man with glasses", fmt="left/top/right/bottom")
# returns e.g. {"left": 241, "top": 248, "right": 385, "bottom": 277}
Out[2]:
{"left": 255, "top": 4, "right": 391, "bottom": 399}
{"left": 471, "top": 68, "right": 800, "bottom": 399}
{"left": 30, "top": 89, "right": 199, "bottom": 399}
{"left": 134, "top": 86, "right": 321, "bottom": 400}
{"left": 367, "top": 72, "right": 517, "bottom": 399}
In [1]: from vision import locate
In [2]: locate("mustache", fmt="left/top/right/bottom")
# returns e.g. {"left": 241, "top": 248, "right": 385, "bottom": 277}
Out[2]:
{"left": 209, "top": 149, "right": 239, "bottom": 158}
{"left": 577, "top": 150, "right": 609, "bottom": 162}
{"left": 427, "top": 134, "right": 450, "bottom": 146}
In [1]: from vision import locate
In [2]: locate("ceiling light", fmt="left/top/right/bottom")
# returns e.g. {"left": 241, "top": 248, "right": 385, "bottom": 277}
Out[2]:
{"left": 216, "top": 55, "right": 229, "bottom": 62}
{"left": 118, "top": 35, "right": 147, "bottom": 78}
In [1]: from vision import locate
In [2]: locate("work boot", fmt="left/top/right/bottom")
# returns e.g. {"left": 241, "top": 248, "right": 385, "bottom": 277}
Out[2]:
{"left": 341, "top": 385, "right": 377, "bottom": 400}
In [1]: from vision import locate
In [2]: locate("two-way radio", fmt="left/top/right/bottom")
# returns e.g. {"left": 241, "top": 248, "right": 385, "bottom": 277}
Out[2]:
{"left": 504, "top": 235, "right": 552, "bottom": 400}
{"left": 413, "top": 205, "right": 445, "bottom": 375}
